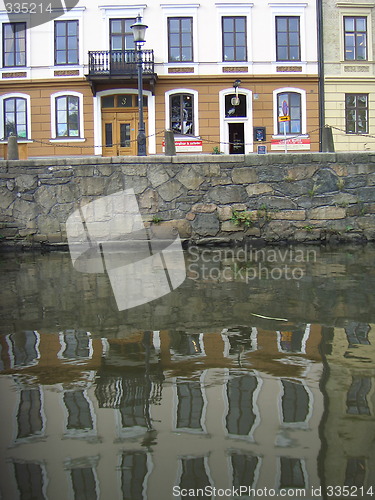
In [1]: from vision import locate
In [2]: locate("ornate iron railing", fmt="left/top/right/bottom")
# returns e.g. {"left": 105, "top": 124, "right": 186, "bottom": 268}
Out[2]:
{"left": 88, "top": 49, "right": 155, "bottom": 76}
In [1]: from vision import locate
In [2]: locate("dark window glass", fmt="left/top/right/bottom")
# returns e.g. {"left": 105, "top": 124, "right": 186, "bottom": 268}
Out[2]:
{"left": 280, "top": 457, "right": 305, "bottom": 489}
{"left": 102, "top": 96, "right": 115, "bottom": 108}
{"left": 117, "top": 95, "right": 133, "bottom": 107}
{"left": 64, "top": 391, "right": 94, "bottom": 430}
{"left": 14, "top": 462, "right": 47, "bottom": 500}
{"left": 277, "top": 92, "right": 302, "bottom": 134}
{"left": 55, "top": 20, "right": 79, "bottom": 65}
{"left": 346, "top": 377, "right": 371, "bottom": 415}
{"left": 71, "top": 468, "right": 98, "bottom": 499}
{"left": 120, "top": 123, "right": 131, "bottom": 147}
{"left": 105, "top": 123, "right": 113, "bottom": 146}
{"left": 55, "top": 97, "right": 80, "bottom": 138}
{"left": 225, "top": 93, "right": 247, "bottom": 118}
{"left": 345, "top": 94, "right": 368, "bottom": 134}
{"left": 121, "top": 452, "right": 148, "bottom": 500}
{"left": 110, "top": 18, "right": 135, "bottom": 50}
{"left": 168, "top": 17, "right": 193, "bottom": 62}
{"left": 281, "top": 380, "right": 309, "bottom": 423}
{"left": 276, "top": 16, "right": 300, "bottom": 61}
{"left": 2, "top": 23, "right": 26, "bottom": 67}
{"left": 344, "top": 17, "right": 367, "bottom": 61}
{"left": 7, "top": 331, "right": 37, "bottom": 365}
{"left": 222, "top": 16, "right": 247, "bottom": 62}
{"left": 170, "top": 94, "right": 194, "bottom": 135}
{"left": 231, "top": 453, "right": 259, "bottom": 490}
{"left": 226, "top": 373, "right": 258, "bottom": 435}
{"left": 179, "top": 457, "right": 211, "bottom": 493}
{"left": 176, "top": 380, "right": 204, "bottom": 430}
{"left": 17, "top": 388, "right": 43, "bottom": 439}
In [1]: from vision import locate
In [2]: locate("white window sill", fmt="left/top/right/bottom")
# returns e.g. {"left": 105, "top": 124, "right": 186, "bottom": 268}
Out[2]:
{"left": 49, "top": 138, "right": 86, "bottom": 143}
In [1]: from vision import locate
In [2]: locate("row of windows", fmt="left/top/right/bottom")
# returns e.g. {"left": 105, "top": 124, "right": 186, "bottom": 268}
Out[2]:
{"left": 2, "top": 94, "right": 80, "bottom": 139}
{"left": 0, "top": 91, "right": 369, "bottom": 141}
{"left": 1, "top": 15, "right": 369, "bottom": 68}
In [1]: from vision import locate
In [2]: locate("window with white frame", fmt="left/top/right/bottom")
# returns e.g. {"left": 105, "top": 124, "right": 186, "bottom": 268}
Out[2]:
{"left": 55, "top": 20, "right": 79, "bottom": 65}
{"left": 274, "top": 89, "right": 305, "bottom": 135}
{"left": 51, "top": 92, "right": 84, "bottom": 140}
{"left": 3, "top": 96, "right": 27, "bottom": 139}
{"left": 2, "top": 22, "right": 26, "bottom": 67}
{"left": 344, "top": 16, "right": 367, "bottom": 61}
{"left": 168, "top": 17, "right": 194, "bottom": 62}
{"left": 276, "top": 16, "right": 300, "bottom": 61}
{"left": 222, "top": 16, "right": 247, "bottom": 62}
{"left": 166, "top": 89, "right": 199, "bottom": 137}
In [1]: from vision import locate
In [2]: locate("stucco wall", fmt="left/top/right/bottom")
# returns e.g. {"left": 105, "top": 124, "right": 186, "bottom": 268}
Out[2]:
{"left": 1, "top": 152, "right": 375, "bottom": 247}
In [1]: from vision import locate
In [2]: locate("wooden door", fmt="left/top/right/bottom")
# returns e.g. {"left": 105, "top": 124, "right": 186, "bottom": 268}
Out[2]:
{"left": 102, "top": 111, "right": 137, "bottom": 156}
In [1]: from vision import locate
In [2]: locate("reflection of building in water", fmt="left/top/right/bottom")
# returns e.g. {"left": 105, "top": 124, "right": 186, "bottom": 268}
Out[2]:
{"left": 0, "top": 325, "right": 324, "bottom": 499}
{"left": 321, "top": 323, "right": 375, "bottom": 492}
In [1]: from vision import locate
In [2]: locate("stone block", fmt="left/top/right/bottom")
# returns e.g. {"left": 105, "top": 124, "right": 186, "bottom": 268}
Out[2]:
{"left": 191, "top": 213, "right": 220, "bottom": 236}
{"left": 232, "top": 167, "right": 257, "bottom": 184}
{"left": 287, "top": 165, "right": 319, "bottom": 180}
{"left": 148, "top": 165, "right": 170, "bottom": 187}
{"left": 208, "top": 185, "right": 247, "bottom": 204}
{"left": 272, "top": 210, "right": 306, "bottom": 221}
{"left": 192, "top": 203, "right": 217, "bottom": 213}
{"left": 217, "top": 206, "right": 233, "bottom": 221}
{"left": 309, "top": 206, "right": 346, "bottom": 220}
{"left": 122, "top": 175, "right": 148, "bottom": 195}
{"left": 0, "top": 188, "right": 15, "bottom": 209}
{"left": 246, "top": 184, "right": 273, "bottom": 196}
{"left": 158, "top": 179, "right": 185, "bottom": 202}
{"left": 122, "top": 164, "right": 147, "bottom": 176}
{"left": 15, "top": 174, "right": 37, "bottom": 192}
{"left": 177, "top": 166, "right": 205, "bottom": 190}
{"left": 221, "top": 220, "right": 240, "bottom": 232}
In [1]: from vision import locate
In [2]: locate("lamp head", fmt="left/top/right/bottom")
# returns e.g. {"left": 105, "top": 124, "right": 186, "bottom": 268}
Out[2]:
{"left": 131, "top": 14, "right": 148, "bottom": 43}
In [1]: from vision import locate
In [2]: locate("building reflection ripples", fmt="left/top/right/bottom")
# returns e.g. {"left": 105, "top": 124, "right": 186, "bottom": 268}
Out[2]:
{"left": 0, "top": 323, "right": 374, "bottom": 499}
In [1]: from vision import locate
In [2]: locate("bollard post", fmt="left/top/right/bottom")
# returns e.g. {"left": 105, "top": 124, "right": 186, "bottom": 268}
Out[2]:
{"left": 7, "top": 135, "right": 19, "bottom": 160}
{"left": 164, "top": 129, "right": 176, "bottom": 156}
{"left": 322, "top": 126, "right": 335, "bottom": 153}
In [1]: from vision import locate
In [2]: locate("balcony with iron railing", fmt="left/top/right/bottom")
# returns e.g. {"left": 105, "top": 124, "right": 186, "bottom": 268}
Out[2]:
{"left": 86, "top": 49, "right": 156, "bottom": 93}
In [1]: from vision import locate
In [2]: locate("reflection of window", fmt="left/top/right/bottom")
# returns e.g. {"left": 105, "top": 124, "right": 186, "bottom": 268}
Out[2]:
{"left": 281, "top": 380, "right": 310, "bottom": 424}
{"left": 345, "top": 95, "right": 368, "bottom": 135}
{"left": 121, "top": 452, "right": 149, "bottom": 500}
{"left": 70, "top": 467, "right": 98, "bottom": 499}
{"left": 3, "top": 97, "right": 28, "bottom": 139}
{"left": 169, "top": 332, "right": 203, "bottom": 357}
{"left": 226, "top": 372, "right": 259, "bottom": 436}
{"left": 179, "top": 457, "right": 212, "bottom": 493}
{"left": 8, "top": 331, "right": 39, "bottom": 367}
{"left": 14, "top": 462, "right": 47, "bottom": 500}
{"left": 279, "top": 457, "right": 306, "bottom": 489}
{"left": 17, "top": 387, "right": 44, "bottom": 439}
{"left": 223, "top": 327, "right": 257, "bottom": 356}
{"left": 225, "top": 94, "right": 247, "bottom": 118}
{"left": 168, "top": 17, "right": 193, "bottom": 62}
{"left": 2, "top": 23, "right": 26, "bottom": 67}
{"left": 277, "top": 92, "right": 301, "bottom": 134}
{"left": 345, "top": 458, "right": 366, "bottom": 487}
{"left": 231, "top": 452, "right": 259, "bottom": 490}
{"left": 170, "top": 94, "right": 194, "bottom": 135}
{"left": 278, "top": 325, "right": 310, "bottom": 353}
{"left": 222, "top": 16, "right": 247, "bottom": 62}
{"left": 176, "top": 380, "right": 205, "bottom": 431}
{"left": 55, "top": 20, "right": 79, "bottom": 65}
{"left": 345, "top": 322, "right": 371, "bottom": 345}
{"left": 59, "top": 330, "right": 92, "bottom": 360}
{"left": 64, "top": 391, "right": 94, "bottom": 431}
{"left": 346, "top": 377, "right": 371, "bottom": 415}
{"left": 276, "top": 16, "right": 300, "bottom": 61}
{"left": 344, "top": 17, "right": 367, "bottom": 61}
{"left": 55, "top": 96, "right": 80, "bottom": 138}
{"left": 119, "top": 376, "right": 149, "bottom": 429}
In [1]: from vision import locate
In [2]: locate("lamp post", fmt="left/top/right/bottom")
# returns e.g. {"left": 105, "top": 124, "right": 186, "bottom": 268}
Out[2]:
{"left": 131, "top": 14, "right": 148, "bottom": 156}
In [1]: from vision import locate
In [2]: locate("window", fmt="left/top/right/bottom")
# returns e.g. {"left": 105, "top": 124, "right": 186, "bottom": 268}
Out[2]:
{"left": 277, "top": 92, "right": 301, "bottom": 134}
{"left": 17, "top": 388, "right": 44, "bottom": 439}
{"left": 55, "top": 20, "right": 79, "bottom": 65}
{"left": 13, "top": 462, "right": 47, "bottom": 500}
{"left": 2, "top": 23, "right": 26, "bottom": 67}
{"left": 276, "top": 16, "right": 300, "bottom": 61}
{"left": 346, "top": 94, "right": 368, "bottom": 134}
{"left": 176, "top": 380, "right": 204, "bottom": 430}
{"left": 226, "top": 372, "right": 258, "bottom": 436}
{"left": 170, "top": 93, "right": 194, "bottom": 135}
{"left": 55, "top": 96, "right": 80, "bottom": 138}
{"left": 121, "top": 452, "right": 149, "bottom": 500}
{"left": 110, "top": 18, "right": 135, "bottom": 51}
{"left": 344, "top": 17, "right": 367, "bottom": 61}
{"left": 168, "top": 17, "right": 193, "bottom": 62}
{"left": 222, "top": 16, "right": 247, "bottom": 62}
{"left": 281, "top": 380, "right": 309, "bottom": 423}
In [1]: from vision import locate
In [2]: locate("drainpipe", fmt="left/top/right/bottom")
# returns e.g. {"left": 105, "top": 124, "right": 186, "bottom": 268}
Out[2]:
{"left": 317, "top": 0, "right": 325, "bottom": 151}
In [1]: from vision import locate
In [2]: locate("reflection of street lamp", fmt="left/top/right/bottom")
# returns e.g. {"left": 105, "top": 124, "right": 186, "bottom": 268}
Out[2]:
{"left": 131, "top": 14, "right": 148, "bottom": 156}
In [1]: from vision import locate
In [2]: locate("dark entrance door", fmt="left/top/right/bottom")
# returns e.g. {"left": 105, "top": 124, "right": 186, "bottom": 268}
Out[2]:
{"left": 228, "top": 123, "right": 245, "bottom": 154}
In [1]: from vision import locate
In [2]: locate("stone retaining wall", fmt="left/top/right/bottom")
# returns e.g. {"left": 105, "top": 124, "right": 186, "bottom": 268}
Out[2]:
{"left": 1, "top": 152, "right": 375, "bottom": 246}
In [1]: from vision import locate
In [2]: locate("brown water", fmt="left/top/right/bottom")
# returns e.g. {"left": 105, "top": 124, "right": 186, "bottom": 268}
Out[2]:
{"left": 0, "top": 245, "right": 374, "bottom": 500}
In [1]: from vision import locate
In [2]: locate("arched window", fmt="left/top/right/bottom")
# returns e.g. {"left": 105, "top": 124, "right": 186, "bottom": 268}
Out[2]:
{"left": 3, "top": 97, "right": 28, "bottom": 138}
{"left": 170, "top": 93, "right": 194, "bottom": 135}
{"left": 277, "top": 91, "right": 301, "bottom": 134}
{"left": 55, "top": 95, "right": 80, "bottom": 137}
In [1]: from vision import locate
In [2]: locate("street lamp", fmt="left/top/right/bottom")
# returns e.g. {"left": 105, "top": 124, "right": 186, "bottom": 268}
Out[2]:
{"left": 131, "top": 14, "right": 148, "bottom": 156}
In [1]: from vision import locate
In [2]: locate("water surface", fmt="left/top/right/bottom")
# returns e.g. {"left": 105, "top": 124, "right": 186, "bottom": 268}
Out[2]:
{"left": 0, "top": 245, "right": 374, "bottom": 499}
